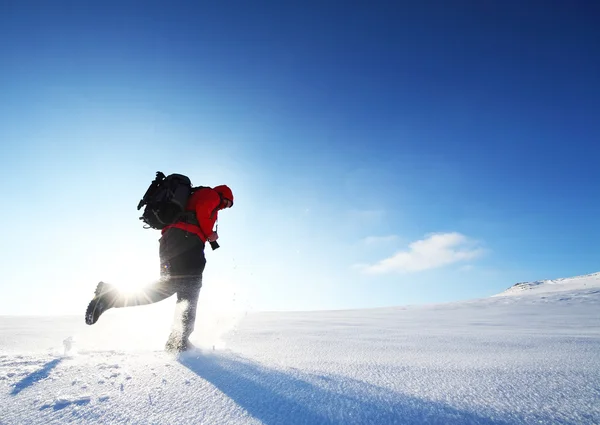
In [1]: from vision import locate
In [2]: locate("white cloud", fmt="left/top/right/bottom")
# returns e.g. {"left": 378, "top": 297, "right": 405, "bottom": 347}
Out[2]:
{"left": 359, "top": 232, "right": 485, "bottom": 274}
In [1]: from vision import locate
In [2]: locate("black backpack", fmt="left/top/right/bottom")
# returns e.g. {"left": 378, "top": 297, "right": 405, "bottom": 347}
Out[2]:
{"left": 137, "top": 171, "right": 195, "bottom": 229}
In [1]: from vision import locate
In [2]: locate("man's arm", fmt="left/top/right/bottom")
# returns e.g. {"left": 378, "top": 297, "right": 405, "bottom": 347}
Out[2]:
{"left": 195, "top": 189, "right": 221, "bottom": 239}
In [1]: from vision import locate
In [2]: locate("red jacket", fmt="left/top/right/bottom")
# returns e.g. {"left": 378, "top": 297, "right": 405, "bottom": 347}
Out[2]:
{"left": 162, "top": 186, "right": 231, "bottom": 242}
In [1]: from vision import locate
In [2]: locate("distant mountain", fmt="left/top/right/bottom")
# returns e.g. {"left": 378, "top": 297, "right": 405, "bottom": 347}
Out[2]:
{"left": 495, "top": 271, "right": 600, "bottom": 296}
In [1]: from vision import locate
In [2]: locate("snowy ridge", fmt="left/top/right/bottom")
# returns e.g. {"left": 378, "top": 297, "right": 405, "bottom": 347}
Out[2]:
{"left": 494, "top": 271, "right": 600, "bottom": 296}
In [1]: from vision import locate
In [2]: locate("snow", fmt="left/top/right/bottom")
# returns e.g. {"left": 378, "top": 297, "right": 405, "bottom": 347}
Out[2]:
{"left": 1, "top": 273, "right": 600, "bottom": 424}
{"left": 495, "top": 271, "right": 600, "bottom": 297}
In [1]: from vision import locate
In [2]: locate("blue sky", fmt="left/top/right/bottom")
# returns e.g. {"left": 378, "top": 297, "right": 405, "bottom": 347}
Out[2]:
{"left": 1, "top": 1, "right": 599, "bottom": 315}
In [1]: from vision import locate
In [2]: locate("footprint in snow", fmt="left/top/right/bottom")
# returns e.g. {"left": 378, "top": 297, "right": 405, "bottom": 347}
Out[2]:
{"left": 2, "top": 359, "right": 48, "bottom": 368}
{"left": 98, "top": 363, "right": 120, "bottom": 370}
{"left": 40, "top": 396, "right": 91, "bottom": 411}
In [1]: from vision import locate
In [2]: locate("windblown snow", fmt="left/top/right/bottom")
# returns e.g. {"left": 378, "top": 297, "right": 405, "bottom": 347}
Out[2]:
{"left": 2, "top": 272, "right": 600, "bottom": 424}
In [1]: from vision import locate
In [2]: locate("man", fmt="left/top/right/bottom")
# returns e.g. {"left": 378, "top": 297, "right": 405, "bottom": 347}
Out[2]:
{"left": 84, "top": 184, "right": 234, "bottom": 353}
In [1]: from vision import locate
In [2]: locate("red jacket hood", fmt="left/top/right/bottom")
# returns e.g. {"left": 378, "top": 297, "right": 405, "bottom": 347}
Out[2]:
{"left": 213, "top": 185, "right": 234, "bottom": 206}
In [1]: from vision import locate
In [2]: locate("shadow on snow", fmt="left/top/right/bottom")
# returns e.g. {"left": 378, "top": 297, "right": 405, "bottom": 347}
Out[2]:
{"left": 11, "top": 358, "right": 62, "bottom": 396}
{"left": 178, "top": 351, "right": 511, "bottom": 425}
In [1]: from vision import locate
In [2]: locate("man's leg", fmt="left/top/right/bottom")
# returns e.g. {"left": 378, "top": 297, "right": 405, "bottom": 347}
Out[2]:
{"left": 178, "top": 281, "right": 202, "bottom": 341}
{"left": 165, "top": 277, "right": 202, "bottom": 352}
{"left": 85, "top": 278, "right": 179, "bottom": 325}
{"left": 111, "top": 280, "right": 179, "bottom": 307}
{"left": 160, "top": 229, "right": 207, "bottom": 352}
{"left": 85, "top": 229, "right": 193, "bottom": 326}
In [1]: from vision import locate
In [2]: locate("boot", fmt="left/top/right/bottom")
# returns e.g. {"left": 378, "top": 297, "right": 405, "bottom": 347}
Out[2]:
{"left": 85, "top": 281, "right": 117, "bottom": 325}
{"left": 164, "top": 331, "right": 196, "bottom": 353}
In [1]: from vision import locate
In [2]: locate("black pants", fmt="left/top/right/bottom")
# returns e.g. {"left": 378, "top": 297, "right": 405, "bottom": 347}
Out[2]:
{"left": 112, "top": 228, "right": 206, "bottom": 340}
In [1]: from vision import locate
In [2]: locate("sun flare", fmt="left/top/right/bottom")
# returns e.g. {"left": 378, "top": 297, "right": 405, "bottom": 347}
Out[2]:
{"left": 101, "top": 252, "right": 160, "bottom": 293}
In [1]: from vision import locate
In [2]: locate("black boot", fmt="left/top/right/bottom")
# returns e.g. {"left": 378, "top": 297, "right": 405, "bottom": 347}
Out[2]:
{"left": 85, "top": 281, "right": 117, "bottom": 325}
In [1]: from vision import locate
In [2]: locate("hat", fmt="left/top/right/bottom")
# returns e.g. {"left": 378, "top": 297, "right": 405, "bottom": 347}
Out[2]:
{"left": 213, "top": 185, "right": 234, "bottom": 206}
